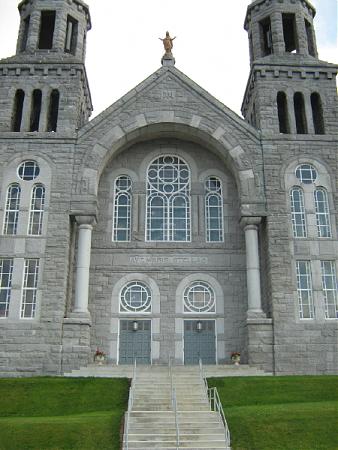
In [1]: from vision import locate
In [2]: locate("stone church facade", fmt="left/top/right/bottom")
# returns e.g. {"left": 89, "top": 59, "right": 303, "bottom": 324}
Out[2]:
{"left": 0, "top": 0, "right": 337, "bottom": 376}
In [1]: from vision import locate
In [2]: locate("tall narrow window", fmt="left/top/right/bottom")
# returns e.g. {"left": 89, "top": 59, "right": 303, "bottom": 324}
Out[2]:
{"left": 296, "top": 261, "right": 314, "bottom": 319}
{"left": 314, "top": 188, "right": 331, "bottom": 238}
{"left": 30, "top": 89, "right": 42, "bottom": 132}
{"left": 113, "top": 176, "right": 132, "bottom": 242}
{"left": 28, "top": 184, "right": 46, "bottom": 236}
{"left": 294, "top": 93, "right": 308, "bottom": 134}
{"left": 311, "top": 93, "right": 325, "bottom": 135}
{"left": 205, "top": 177, "right": 224, "bottom": 242}
{"left": 12, "top": 90, "right": 25, "bottom": 132}
{"left": 38, "top": 11, "right": 56, "bottom": 49}
{"left": 65, "top": 15, "right": 78, "bottom": 55}
{"left": 20, "top": 16, "right": 30, "bottom": 52}
{"left": 21, "top": 259, "right": 39, "bottom": 319}
{"left": 3, "top": 184, "right": 21, "bottom": 235}
{"left": 0, "top": 259, "right": 14, "bottom": 318}
{"left": 47, "top": 89, "right": 60, "bottom": 132}
{"left": 321, "top": 261, "right": 338, "bottom": 319}
{"left": 259, "top": 17, "right": 272, "bottom": 56}
{"left": 305, "top": 19, "right": 315, "bottom": 56}
{"left": 277, "top": 92, "right": 289, "bottom": 133}
{"left": 146, "top": 156, "right": 191, "bottom": 242}
{"left": 290, "top": 187, "right": 306, "bottom": 238}
{"left": 283, "top": 13, "right": 298, "bottom": 53}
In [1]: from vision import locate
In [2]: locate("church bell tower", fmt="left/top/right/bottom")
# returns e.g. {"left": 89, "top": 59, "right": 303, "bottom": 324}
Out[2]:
{"left": 0, "top": 0, "right": 92, "bottom": 134}
{"left": 242, "top": 0, "right": 338, "bottom": 136}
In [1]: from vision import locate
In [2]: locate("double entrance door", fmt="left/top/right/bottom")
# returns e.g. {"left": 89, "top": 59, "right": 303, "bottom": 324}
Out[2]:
{"left": 184, "top": 320, "right": 216, "bottom": 365}
{"left": 118, "top": 319, "right": 216, "bottom": 365}
{"left": 119, "top": 320, "right": 151, "bottom": 365}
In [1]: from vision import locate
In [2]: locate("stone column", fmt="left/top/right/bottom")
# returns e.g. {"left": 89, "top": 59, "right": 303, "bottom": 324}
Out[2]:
{"left": 240, "top": 217, "right": 264, "bottom": 318}
{"left": 241, "top": 217, "right": 274, "bottom": 372}
{"left": 73, "top": 215, "right": 96, "bottom": 315}
{"left": 26, "top": 9, "right": 40, "bottom": 53}
{"left": 271, "top": 11, "right": 285, "bottom": 55}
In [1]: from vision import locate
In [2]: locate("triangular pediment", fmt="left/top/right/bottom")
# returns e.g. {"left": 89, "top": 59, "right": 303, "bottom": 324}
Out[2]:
{"left": 78, "top": 65, "right": 258, "bottom": 140}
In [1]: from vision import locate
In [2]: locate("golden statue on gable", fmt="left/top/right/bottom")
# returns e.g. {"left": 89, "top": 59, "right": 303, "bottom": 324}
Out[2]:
{"left": 159, "top": 31, "right": 176, "bottom": 58}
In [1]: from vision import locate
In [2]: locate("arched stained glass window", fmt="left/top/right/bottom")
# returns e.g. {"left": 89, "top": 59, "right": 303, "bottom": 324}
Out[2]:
{"left": 28, "top": 184, "right": 46, "bottom": 235}
{"left": 314, "top": 188, "right": 331, "bottom": 238}
{"left": 290, "top": 187, "right": 307, "bottom": 238}
{"left": 184, "top": 281, "right": 215, "bottom": 313}
{"left": 295, "top": 164, "right": 317, "bottom": 184}
{"left": 113, "top": 176, "right": 132, "bottom": 242}
{"left": 3, "top": 183, "right": 21, "bottom": 235}
{"left": 120, "top": 281, "right": 152, "bottom": 313}
{"left": 205, "top": 177, "right": 224, "bottom": 242}
{"left": 147, "top": 156, "right": 190, "bottom": 241}
{"left": 18, "top": 160, "right": 40, "bottom": 181}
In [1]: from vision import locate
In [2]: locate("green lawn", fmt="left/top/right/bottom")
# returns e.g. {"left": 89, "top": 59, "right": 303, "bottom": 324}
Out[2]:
{"left": 1, "top": 376, "right": 337, "bottom": 450}
{"left": 0, "top": 377, "right": 129, "bottom": 450}
{"left": 208, "top": 376, "right": 338, "bottom": 450}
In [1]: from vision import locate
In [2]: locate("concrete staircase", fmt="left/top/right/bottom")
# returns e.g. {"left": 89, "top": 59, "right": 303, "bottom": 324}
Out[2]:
{"left": 123, "top": 366, "right": 230, "bottom": 449}
{"left": 65, "top": 364, "right": 271, "bottom": 449}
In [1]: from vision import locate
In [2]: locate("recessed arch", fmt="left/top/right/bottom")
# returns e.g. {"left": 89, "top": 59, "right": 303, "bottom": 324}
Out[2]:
{"left": 75, "top": 121, "right": 265, "bottom": 216}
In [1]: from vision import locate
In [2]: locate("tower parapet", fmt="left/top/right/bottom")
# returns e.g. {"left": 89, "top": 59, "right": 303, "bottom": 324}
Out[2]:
{"left": 16, "top": 0, "right": 91, "bottom": 62}
{"left": 242, "top": 0, "right": 338, "bottom": 135}
{"left": 0, "top": 0, "right": 92, "bottom": 134}
{"left": 245, "top": 0, "right": 317, "bottom": 64}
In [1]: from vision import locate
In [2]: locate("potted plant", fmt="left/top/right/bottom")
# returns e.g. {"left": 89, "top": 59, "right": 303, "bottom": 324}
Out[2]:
{"left": 231, "top": 351, "right": 241, "bottom": 365}
{"left": 94, "top": 348, "right": 106, "bottom": 365}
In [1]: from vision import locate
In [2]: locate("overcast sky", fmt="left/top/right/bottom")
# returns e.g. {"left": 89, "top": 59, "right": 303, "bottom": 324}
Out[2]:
{"left": 0, "top": 0, "right": 336, "bottom": 118}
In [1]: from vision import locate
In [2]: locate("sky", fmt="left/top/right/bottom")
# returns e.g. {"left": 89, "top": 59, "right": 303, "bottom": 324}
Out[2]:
{"left": 0, "top": 0, "right": 337, "bottom": 119}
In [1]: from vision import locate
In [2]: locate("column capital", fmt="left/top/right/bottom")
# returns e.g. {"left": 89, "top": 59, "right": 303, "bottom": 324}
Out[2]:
{"left": 75, "top": 215, "right": 97, "bottom": 227}
{"left": 240, "top": 216, "right": 262, "bottom": 230}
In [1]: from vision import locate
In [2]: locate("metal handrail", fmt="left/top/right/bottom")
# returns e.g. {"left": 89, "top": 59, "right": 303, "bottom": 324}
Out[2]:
{"left": 199, "top": 358, "right": 208, "bottom": 397}
{"left": 208, "top": 387, "right": 231, "bottom": 448}
{"left": 172, "top": 387, "right": 180, "bottom": 449}
{"left": 124, "top": 359, "right": 137, "bottom": 450}
{"left": 199, "top": 359, "right": 231, "bottom": 449}
{"left": 169, "top": 357, "right": 179, "bottom": 449}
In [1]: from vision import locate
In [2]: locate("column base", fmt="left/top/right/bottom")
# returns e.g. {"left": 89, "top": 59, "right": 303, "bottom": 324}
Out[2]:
{"left": 247, "top": 309, "right": 266, "bottom": 319}
{"left": 246, "top": 317, "right": 274, "bottom": 373}
{"left": 68, "top": 310, "right": 91, "bottom": 321}
{"left": 61, "top": 316, "right": 92, "bottom": 373}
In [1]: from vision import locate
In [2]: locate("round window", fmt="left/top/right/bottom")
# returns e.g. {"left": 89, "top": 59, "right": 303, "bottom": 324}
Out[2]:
{"left": 120, "top": 282, "right": 152, "bottom": 313}
{"left": 184, "top": 281, "right": 215, "bottom": 313}
{"left": 18, "top": 161, "right": 40, "bottom": 181}
{"left": 295, "top": 164, "right": 317, "bottom": 184}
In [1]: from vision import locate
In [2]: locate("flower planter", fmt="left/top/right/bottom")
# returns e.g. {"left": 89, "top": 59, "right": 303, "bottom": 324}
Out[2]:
{"left": 95, "top": 355, "right": 105, "bottom": 365}
{"left": 231, "top": 352, "right": 241, "bottom": 365}
{"left": 232, "top": 357, "right": 240, "bottom": 366}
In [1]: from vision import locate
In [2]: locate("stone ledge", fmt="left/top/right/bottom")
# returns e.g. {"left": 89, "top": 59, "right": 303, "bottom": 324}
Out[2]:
{"left": 63, "top": 316, "right": 92, "bottom": 326}
{"left": 247, "top": 318, "right": 273, "bottom": 325}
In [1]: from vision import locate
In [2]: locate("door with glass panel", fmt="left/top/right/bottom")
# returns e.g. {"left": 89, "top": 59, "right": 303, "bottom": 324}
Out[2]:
{"left": 119, "top": 320, "right": 151, "bottom": 365}
{"left": 184, "top": 320, "right": 216, "bottom": 365}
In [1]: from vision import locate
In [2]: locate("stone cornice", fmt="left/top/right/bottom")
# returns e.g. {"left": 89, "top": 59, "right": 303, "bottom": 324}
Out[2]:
{"left": 242, "top": 61, "right": 338, "bottom": 114}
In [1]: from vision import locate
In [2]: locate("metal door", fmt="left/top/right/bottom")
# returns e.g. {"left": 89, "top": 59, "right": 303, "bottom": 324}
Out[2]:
{"left": 184, "top": 320, "right": 216, "bottom": 365}
{"left": 119, "top": 320, "right": 151, "bottom": 365}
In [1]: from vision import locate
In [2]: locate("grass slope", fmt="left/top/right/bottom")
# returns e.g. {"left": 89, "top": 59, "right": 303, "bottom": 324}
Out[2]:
{"left": 208, "top": 376, "right": 338, "bottom": 450}
{"left": 0, "top": 377, "right": 129, "bottom": 450}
